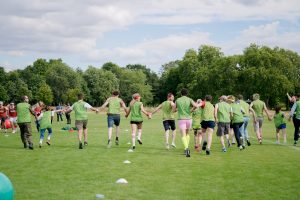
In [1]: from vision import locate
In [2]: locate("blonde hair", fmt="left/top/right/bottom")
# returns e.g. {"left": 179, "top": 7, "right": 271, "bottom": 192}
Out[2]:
{"left": 253, "top": 93, "right": 260, "bottom": 100}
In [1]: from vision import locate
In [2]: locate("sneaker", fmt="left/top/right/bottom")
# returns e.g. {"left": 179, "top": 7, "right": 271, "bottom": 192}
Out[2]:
{"left": 132, "top": 146, "right": 136, "bottom": 150}
{"left": 206, "top": 149, "right": 210, "bottom": 155}
{"left": 259, "top": 139, "right": 262, "bottom": 145}
{"left": 28, "top": 144, "right": 34, "bottom": 150}
{"left": 185, "top": 149, "right": 191, "bottom": 157}
{"left": 23, "top": 143, "right": 27, "bottom": 149}
{"left": 12, "top": 130, "right": 16, "bottom": 134}
{"left": 115, "top": 139, "right": 119, "bottom": 145}
{"left": 222, "top": 148, "right": 227, "bottom": 152}
{"left": 79, "top": 142, "right": 83, "bottom": 149}
{"left": 294, "top": 141, "right": 297, "bottom": 146}
{"left": 202, "top": 141, "right": 207, "bottom": 150}
{"left": 239, "top": 145, "right": 243, "bottom": 150}
{"left": 46, "top": 141, "right": 51, "bottom": 146}
{"left": 246, "top": 140, "right": 251, "bottom": 146}
{"left": 84, "top": 141, "right": 88, "bottom": 146}
{"left": 166, "top": 143, "right": 170, "bottom": 150}
{"left": 242, "top": 145, "right": 245, "bottom": 149}
{"left": 171, "top": 142, "right": 176, "bottom": 148}
{"left": 239, "top": 137, "right": 244, "bottom": 147}
{"left": 137, "top": 139, "right": 143, "bottom": 145}
{"left": 227, "top": 140, "right": 231, "bottom": 148}
{"left": 39, "top": 144, "right": 42, "bottom": 148}
{"left": 107, "top": 140, "right": 111, "bottom": 148}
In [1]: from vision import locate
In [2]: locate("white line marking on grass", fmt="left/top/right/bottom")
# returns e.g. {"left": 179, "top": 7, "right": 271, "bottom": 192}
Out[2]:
{"left": 263, "top": 139, "right": 300, "bottom": 151}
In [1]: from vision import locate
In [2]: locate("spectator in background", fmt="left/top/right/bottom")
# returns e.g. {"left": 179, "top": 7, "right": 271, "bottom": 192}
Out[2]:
{"left": 0, "top": 101, "right": 8, "bottom": 133}
{"left": 65, "top": 103, "right": 71, "bottom": 125}
{"left": 8, "top": 102, "right": 17, "bottom": 133}
{"left": 56, "top": 103, "right": 63, "bottom": 122}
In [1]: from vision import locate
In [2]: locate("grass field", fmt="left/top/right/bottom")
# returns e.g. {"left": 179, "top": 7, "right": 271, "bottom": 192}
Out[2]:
{"left": 0, "top": 111, "right": 300, "bottom": 200}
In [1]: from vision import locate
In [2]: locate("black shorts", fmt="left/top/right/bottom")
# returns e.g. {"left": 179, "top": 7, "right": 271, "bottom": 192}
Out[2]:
{"left": 163, "top": 120, "right": 176, "bottom": 131}
{"left": 201, "top": 121, "right": 215, "bottom": 129}
{"left": 130, "top": 121, "right": 143, "bottom": 129}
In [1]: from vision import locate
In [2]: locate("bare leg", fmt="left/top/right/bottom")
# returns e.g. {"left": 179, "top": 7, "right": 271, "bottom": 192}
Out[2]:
{"left": 131, "top": 124, "right": 137, "bottom": 148}
{"left": 83, "top": 128, "right": 88, "bottom": 143}
{"left": 206, "top": 128, "right": 213, "bottom": 150}
{"left": 171, "top": 130, "right": 176, "bottom": 147}
{"left": 282, "top": 128, "right": 287, "bottom": 143}
{"left": 108, "top": 127, "right": 113, "bottom": 141}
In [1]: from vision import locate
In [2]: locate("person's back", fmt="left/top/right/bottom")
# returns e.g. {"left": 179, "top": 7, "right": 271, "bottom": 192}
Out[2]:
{"left": 240, "top": 100, "right": 250, "bottom": 117}
{"left": 217, "top": 101, "right": 230, "bottom": 123}
{"left": 231, "top": 103, "right": 244, "bottom": 123}
{"left": 162, "top": 100, "right": 175, "bottom": 120}
{"left": 130, "top": 101, "right": 143, "bottom": 122}
{"left": 108, "top": 97, "right": 122, "bottom": 114}
{"left": 295, "top": 100, "right": 300, "bottom": 119}
{"left": 192, "top": 108, "right": 202, "bottom": 128}
{"left": 17, "top": 102, "right": 31, "bottom": 123}
{"left": 274, "top": 111, "right": 286, "bottom": 128}
{"left": 202, "top": 101, "right": 215, "bottom": 122}
{"left": 252, "top": 99, "right": 264, "bottom": 118}
{"left": 73, "top": 100, "right": 88, "bottom": 120}
{"left": 176, "top": 96, "right": 193, "bottom": 120}
{"left": 40, "top": 111, "right": 52, "bottom": 130}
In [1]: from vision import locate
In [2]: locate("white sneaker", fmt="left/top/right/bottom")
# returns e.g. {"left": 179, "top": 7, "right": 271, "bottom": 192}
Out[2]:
{"left": 166, "top": 143, "right": 170, "bottom": 150}
{"left": 171, "top": 143, "right": 176, "bottom": 148}
{"left": 12, "top": 130, "right": 16, "bottom": 134}
{"left": 275, "top": 141, "right": 280, "bottom": 144}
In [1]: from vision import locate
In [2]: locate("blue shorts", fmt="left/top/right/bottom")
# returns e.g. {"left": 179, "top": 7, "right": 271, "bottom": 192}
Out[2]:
{"left": 163, "top": 120, "right": 176, "bottom": 131}
{"left": 201, "top": 121, "right": 215, "bottom": 129}
{"left": 277, "top": 123, "right": 286, "bottom": 130}
{"left": 107, "top": 114, "right": 120, "bottom": 128}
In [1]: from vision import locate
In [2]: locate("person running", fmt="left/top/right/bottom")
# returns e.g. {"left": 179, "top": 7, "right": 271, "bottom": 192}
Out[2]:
{"left": 250, "top": 93, "right": 271, "bottom": 144}
{"left": 152, "top": 93, "right": 177, "bottom": 150}
{"left": 34, "top": 101, "right": 44, "bottom": 132}
{"left": 65, "top": 93, "right": 99, "bottom": 149}
{"left": 272, "top": 105, "right": 287, "bottom": 144}
{"left": 17, "top": 96, "right": 37, "bottom": 150}
{"left": 8, "top": 102, "right": 17, "bottom": 133}
{"left": 237, "top": 94, "right": 256, "bottom": 146}
{"left": 125, "top": 93, "right": 151, "bottom": 150}
{"left": 174, "top": 88, "right": 200, "bottom": 157}
{"left": 0, "top": 101, "right": 8, "bottom": 133}
{"left": 289, "top": 93, "right": 300, "bottom": 146}
{"left": 37, "top": 105, "right": 64, "bottom": 148}
{"left": 201, "top": 95, "right": 216, "bottom": 155}
{"left": 214, "top": 95, "right": 231, "bottom": 152}
{"left": 100, "top": 91, "right": 127, "bottom": 148}
{"left": 227, "top": 95, "right": 245, "bottom": 150}
{"left": 192, "top": 99, "right": 203, "bottom": 152}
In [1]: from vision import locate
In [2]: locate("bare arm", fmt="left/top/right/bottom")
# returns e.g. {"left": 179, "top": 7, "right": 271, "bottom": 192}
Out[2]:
{"left": 214, "top": 104, "right": 218, "bottom": 123}
{"left": 151, "top": 104, "right": 162, "bottom": 115}
{"left": 287, "top": 93, "right": 292, "bottom": 101}
{"left": 249, "top": 107, "right": 257, "bottom": 122}
{"left": 141, "top": 104, "right": 151, "bottom": 119}
{"left": 100, "top": 99, "right": 109, "bottom": 110}
{"left": 263, "top": 103, "right": 271, "bottom": 120}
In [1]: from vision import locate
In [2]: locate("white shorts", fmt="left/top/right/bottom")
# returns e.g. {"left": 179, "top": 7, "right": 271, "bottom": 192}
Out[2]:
{"left": 10, "top": 117, "right": 17, "bottom": 124}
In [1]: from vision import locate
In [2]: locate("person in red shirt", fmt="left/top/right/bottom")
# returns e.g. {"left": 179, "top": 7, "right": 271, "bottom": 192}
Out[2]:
{"left": 8, "top": 102, "right": 17, "bottom": 133}
{"left": 0, "top": 101, "right": 8, "bottom": 132}
{"left": 34, "top": 101, "right": 44, "bottom": 132}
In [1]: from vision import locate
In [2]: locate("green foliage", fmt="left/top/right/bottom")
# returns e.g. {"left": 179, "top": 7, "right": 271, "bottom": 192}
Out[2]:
{"left": 0, "top": 85, "right": 9, "bottom": 103}
{"left": 36, "top": 82, "right": 53, "bottom": 105}
{"left": 66, "top": 88, "right": 81, "bottom": 104}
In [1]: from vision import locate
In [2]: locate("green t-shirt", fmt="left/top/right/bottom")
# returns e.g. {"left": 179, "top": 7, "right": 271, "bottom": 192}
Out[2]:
{"left": 192, "top": 108, "right": 202, "bottom": 129}
{"left": 252, "top": 100, "right": 265, "bottom": 118}
{"left": 72, "top": 100, "right": 89, "bottom": 120}
{"left": 231, "top": 103, "right": 244, "bottom": 123}
{"left": 274, "top": 112, "right": 286, "bottom": 128}
{"left": 130, "top": 101, "right": 143, "bottom": 122}
{"left": 201, "top": 101, "right": 215, "bottom": 121}
{"left": 240, "top": 100, "right": 250, "bottom": 117}
{"left": 295, "top": 100, "right": 300, "bottom": 118}
{"left": 175, "top": 96, "right": 193, "bottom": 120}
{"left": 40, "top": 111, "right": 52, "bottom": 129}
{"left": 217, "top": 101, "right": 231, "bottom": 123}
{"left": 108, "top": 97, "right": 122, "bottom": 114}
{"left": 16, "top": 102, "right": 31, "bottom": 123}
{"left": 162, "top": 101, "right": 175, "bottom": 120}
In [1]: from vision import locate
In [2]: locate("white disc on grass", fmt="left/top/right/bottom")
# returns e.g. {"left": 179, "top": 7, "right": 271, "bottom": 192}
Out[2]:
{"left": 127, "top": 149, "right": 133, "bottom": 152}
{"left": 123, "top": 160, "right": 131, "bottom": 164}
{"left": 96, "top": 194, "right": 105, "bottom": 199}
{"left": 116, "top": 178, "right": 128, "bottom": 184}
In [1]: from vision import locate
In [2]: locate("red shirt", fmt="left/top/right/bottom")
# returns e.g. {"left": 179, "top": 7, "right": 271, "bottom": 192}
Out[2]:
{"left": 0, "top": 106, "right": 7, "bottom": 118}
{"left": 8, "top": 106, "right": 17, "bottom": 117}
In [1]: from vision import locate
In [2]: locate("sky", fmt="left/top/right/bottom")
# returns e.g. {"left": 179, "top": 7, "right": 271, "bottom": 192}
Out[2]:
{"left": 0, "top": 0, "right": 299, "bottom": 72}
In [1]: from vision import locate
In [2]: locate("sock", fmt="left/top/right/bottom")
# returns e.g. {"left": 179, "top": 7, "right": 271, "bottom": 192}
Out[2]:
{"left": 39, "top": 139, "right": 43, "bottom": 144}
{"left": 116, "top": 137, "right": 119, "bottom": 141}
{"left": 108, "top": 139, "right": 111, "bottom": 144}
{"left": 47, "top": 136, "right": 51, "bottom": 140}
{"left": 181, "top": 136, "right": 188, "bottom": 149}
{"left": 186, "top": 134, "right": 190, "bottom": 148}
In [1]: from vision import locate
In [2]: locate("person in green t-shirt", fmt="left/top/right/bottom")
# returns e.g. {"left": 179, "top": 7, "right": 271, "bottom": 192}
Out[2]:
{"left": 191, "top": 99, "right": 203, "bottom": 152}
{"left": 65, "top": 93, "right": 99, "bottom": 149}
{"left": 289, "top": 93, "right": 300, "bottom": 145}
{"left": 227, "top": 95, "right": 245, "bottom": 150}
{"left": 237, "top": 94, "right": 256, "bottom": 147}
{"left": 16, "top": 95, "right": 37, "bottom": 150}
{"left": 271, "top": 105, "right": 287, "bottom": 144}
{"left": 200, "top": 95, "right": 216, "bottom": 155}
{"left": 37, "top": 105, "right": 64, "bottom": 148}
{"left": 125, "top": 93, "right": 151, "bottom": 150}
{"left": 152, "top": 93, "right": 177, "bottom": 150}
{"left": 101, "top": 91, "right": 127, "bottom": 148}
{"left": 174, "top": 88, "right": 200, "bottom": 158}
{"left": 214, "top": 95, "right": 231, "bottom": 152}
{"left": 250, "top": 93, "right": 271, "bottom": 144}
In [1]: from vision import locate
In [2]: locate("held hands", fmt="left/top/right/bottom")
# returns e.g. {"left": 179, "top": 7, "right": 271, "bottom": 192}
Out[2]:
{"left": 147, "top": 113, "right": 152, "bottom": 119}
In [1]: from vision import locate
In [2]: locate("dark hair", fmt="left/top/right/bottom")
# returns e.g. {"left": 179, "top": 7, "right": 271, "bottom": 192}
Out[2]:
{"left": 167, "top": 93, "right": 174, "bottom": 98}
{"left": 112, "top": 91, "right": 119, "bottom": 96}
{"left": 181, "top": 88, "right": 188, "bottom": 96}
{"left": 237, "top": 94, "right": 243, "bottom": 100}
{"left": 205, "top": 95, "right": 212, "bottom": 102}
{"left": 297, "top": 93, "right": 300, "bottom": 98}
{"left": 275, "top": 105, "right": 281, "bottom": 113}
{"left": 77, "top": 93, "right": 84, "bottom": 100}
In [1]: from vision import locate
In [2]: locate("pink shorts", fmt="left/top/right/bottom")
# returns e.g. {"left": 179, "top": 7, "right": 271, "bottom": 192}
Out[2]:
{"left": 178, "top": 119, "right": 192, "bottom": 130}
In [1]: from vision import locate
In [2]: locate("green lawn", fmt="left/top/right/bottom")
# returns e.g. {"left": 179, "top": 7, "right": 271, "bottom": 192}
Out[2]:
{"left": 0, "top": 111, "right": 300, "bottom": 200}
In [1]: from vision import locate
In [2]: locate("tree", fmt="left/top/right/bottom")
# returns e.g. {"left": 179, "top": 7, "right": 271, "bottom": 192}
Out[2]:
{"left": 36, "top": 82, "right": 53, "bottom": 105}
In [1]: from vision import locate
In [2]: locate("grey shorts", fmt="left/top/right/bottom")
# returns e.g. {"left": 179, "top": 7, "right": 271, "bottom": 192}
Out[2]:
{"left": 75, "top": 120, "right": 88, "bottom": 130}
{"left": 216, "top": 122, "right": 230, "bottom": 136}
{"left": 254, "top": 117, "right": 263, "bottom": 132}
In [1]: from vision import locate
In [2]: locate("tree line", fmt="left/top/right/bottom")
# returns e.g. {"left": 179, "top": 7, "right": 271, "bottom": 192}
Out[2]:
{"left": 0, "top": 44, "right": 299, "bottom": 108}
